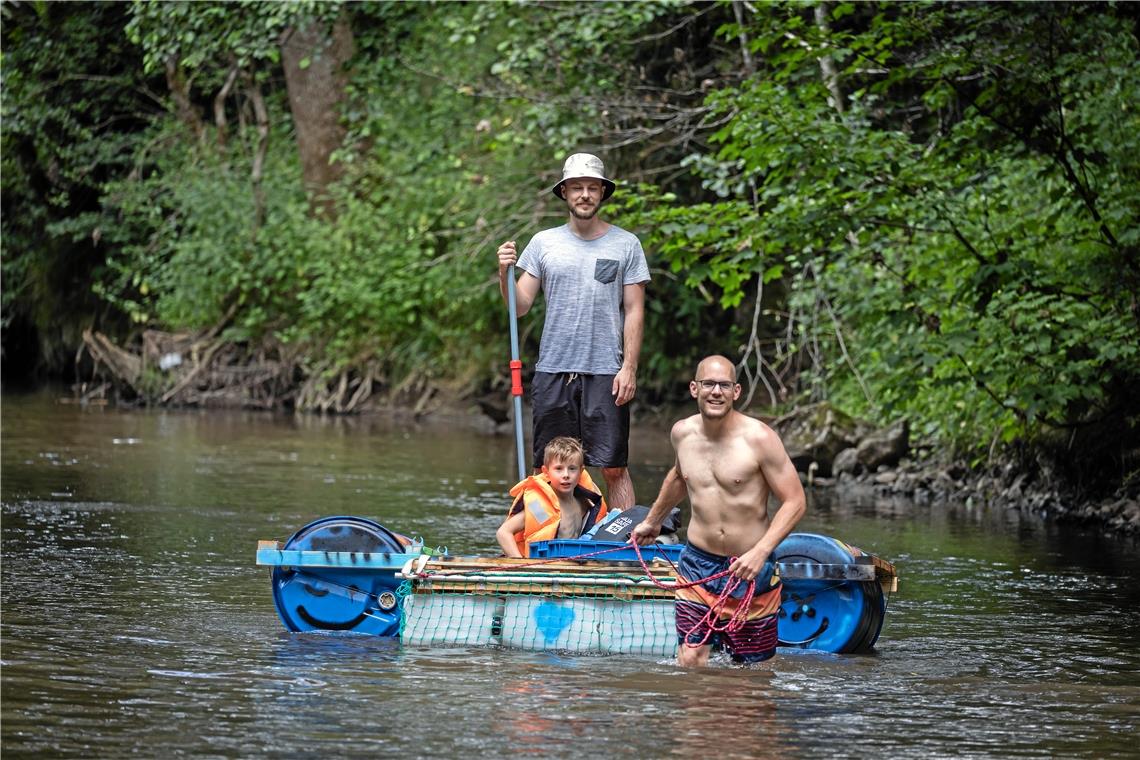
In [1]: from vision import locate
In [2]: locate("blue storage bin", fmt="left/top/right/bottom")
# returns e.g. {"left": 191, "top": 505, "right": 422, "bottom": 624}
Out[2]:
{"left": 530, "top": 539, "right": 683, "bottom": 563}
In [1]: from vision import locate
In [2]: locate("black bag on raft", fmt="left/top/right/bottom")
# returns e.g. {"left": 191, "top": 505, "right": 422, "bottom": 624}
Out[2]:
{"left": 584, "top": 505, "right": 681, "bottom": 542}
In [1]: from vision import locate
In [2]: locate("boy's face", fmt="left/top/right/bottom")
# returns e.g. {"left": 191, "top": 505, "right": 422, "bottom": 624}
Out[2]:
{"left": 543, "top": 456, "right": 583, "bottom": 495}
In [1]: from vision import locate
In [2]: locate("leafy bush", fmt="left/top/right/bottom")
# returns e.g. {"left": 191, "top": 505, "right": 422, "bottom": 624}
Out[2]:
{"left": 628, "top": 2, "right": 1140, "bottom": 454}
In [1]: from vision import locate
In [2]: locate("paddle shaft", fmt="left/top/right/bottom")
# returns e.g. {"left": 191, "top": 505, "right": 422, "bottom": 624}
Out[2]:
{"left": 506, "top": 265, "right": 527, "bottom": 482}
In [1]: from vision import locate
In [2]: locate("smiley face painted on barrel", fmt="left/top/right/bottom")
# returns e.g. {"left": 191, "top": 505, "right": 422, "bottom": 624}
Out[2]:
{"left": 294, "top": 575, "right": 374, "bottom": 631}
{"left": 778, "top": 588, "right": 830, "bottom": 645}
{"left": 274, "top": 571, "right": 400, "bottom": 636}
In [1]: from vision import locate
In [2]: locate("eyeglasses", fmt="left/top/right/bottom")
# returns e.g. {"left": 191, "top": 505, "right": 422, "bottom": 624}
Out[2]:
{"left": 697, "top": 380, "right": 735, "bottom": 391}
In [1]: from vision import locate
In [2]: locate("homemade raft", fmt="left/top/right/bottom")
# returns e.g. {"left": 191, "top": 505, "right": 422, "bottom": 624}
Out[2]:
{"left": 258, "top": 516, "right": 898, "bottom": 655}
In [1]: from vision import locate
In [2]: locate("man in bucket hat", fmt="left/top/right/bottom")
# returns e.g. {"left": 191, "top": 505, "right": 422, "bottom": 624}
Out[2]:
{"left": 496, "top": 153, "right": 650, "bottom": 510}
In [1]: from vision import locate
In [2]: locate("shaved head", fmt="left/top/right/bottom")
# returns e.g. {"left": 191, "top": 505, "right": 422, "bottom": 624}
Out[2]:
{"left": 695, "top": 355, "right": 737, "bottom": 382}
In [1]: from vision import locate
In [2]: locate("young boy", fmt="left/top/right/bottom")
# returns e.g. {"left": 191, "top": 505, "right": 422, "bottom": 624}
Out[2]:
{"left": 496, "top": 436, "right": 609, "bottom": 558}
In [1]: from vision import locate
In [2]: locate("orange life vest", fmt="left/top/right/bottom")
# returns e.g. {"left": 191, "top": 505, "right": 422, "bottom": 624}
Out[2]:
{"left": 507, "top": 469, "right": 609, "bottom": 558}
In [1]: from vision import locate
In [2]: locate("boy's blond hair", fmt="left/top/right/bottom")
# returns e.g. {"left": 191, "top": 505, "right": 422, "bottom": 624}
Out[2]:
{"left": 543, "top": 436, "right": 585, "bottom": 467}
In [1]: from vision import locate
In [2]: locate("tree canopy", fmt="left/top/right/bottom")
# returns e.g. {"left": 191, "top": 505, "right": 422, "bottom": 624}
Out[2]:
{"left": 3, "top": 1, "right": 1137, "bottom": 492}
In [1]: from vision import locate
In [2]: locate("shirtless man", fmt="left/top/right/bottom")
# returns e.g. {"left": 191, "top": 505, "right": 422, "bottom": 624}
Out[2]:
{"left": 631, "top": 355, "right": 806, "bottom": 666}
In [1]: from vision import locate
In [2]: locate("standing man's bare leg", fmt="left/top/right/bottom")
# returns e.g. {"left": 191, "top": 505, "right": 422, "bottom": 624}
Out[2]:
{"left": 602, "top": 466, "right": 635, "bottom": 511}
{"left": 676, "top": 643, "right": 711, "bottom": 668}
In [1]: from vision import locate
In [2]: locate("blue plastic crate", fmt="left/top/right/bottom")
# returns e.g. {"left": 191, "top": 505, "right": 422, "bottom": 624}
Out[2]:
{"left": 530, "top": 539, "right": 683, "bottom": 563}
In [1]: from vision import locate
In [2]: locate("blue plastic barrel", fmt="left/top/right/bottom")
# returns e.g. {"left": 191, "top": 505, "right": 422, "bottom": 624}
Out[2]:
{"left": 270, "top": 516, "right": 407, "bottom": 636}
{"left": 774, "top": 533, "right": 886, "bottom": 653}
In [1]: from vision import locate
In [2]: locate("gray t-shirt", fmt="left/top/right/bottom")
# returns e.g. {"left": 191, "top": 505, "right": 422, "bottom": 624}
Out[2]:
{"left": 517, "top": 224, "right": 650, "bottom": 375}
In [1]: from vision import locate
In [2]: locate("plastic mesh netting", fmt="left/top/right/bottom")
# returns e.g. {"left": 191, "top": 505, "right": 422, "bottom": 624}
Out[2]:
{"left": 397, "top": 560, "right": 679, "bottom": 657}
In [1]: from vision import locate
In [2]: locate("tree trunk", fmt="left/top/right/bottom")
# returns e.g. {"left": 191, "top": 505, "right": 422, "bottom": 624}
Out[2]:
{"left": 245, "top": 71, "right": 270, "bottom": 231}
{"left": 814, "top": 3, "right": 845, "bottom": 114}
{"left": 214, "top": 65, "right": 239, "bottom": 146}
{"left": 731, "top": 1, "right": 755, "bottom": 77}
{"left": 165, "top": 56, "right": 204, "bottom": 139}
{"left": 279, "top": 14, "right": 354, "bottom": 219}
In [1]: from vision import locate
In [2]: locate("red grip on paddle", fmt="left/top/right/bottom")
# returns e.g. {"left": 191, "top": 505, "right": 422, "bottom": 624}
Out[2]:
{"left": 510, "top": 360, "right": 524, "bottom": 396}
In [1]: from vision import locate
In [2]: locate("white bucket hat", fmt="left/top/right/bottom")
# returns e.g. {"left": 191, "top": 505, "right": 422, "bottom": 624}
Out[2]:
{"left": 551, "top": 153, "right": 616, "bottom": 200}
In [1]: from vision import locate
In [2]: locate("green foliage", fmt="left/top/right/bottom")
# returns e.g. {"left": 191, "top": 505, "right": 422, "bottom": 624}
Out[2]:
{"left": 443, "top": 1, "right": 687, "bottom": 151}
{"left": 610, "top": 188, "right": 754, "bottom": 391}
{"left": 90, "top": 126, "right": 296, "bottom": 329}
{"left": 5, "top": 0, "right": 1137, "bottom": 490}
{"left": 1, "top": 1, "right": 155, "bottom": 368}
{"left": 91, "top": 1, "right": 535, "bottom": 388}
{"left": 126, "top": 0, "right": 341, "bottom": 73}
{"left": 91, "top": 120, "right": 496, "bottom": 382}
{"left": 638, "top": 1, "right": 1140, "bottom": 452}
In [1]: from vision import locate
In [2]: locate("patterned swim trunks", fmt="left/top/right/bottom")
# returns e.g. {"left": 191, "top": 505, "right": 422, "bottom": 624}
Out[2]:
{"left": 674, "top": 542, "right": 782, "bottom": 663}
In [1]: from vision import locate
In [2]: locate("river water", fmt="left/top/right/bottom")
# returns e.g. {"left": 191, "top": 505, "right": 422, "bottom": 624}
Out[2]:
{"left": 2, "top": 389, "right": 1137, "bottom": 758}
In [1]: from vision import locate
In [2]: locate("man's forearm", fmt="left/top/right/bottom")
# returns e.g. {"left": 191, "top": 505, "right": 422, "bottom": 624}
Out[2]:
{"left": 499, "top": 267, "right": 511, "bottom": 303}
{"left": 750, "top": 496, "right": 807, "bottom": 557}
{"left": 621, "top": 299, "right": 644, "bottom": 373}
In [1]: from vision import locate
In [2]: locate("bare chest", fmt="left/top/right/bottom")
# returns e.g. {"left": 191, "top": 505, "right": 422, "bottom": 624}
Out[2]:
{"left": 678, "top": 436, "right": 761, "bottom": 496}
{"left": 556, "top": 502, "right": 586, "bottom": 539}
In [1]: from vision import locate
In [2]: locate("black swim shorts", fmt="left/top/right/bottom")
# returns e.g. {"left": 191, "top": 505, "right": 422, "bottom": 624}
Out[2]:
{"left": 530, "top": 371, "right": 629, "bottom": 469}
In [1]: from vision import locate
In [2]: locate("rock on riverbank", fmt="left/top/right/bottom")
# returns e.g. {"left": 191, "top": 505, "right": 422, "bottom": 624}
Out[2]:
{"left": 777, "top": 402, "right": 1139, "bottom": 539}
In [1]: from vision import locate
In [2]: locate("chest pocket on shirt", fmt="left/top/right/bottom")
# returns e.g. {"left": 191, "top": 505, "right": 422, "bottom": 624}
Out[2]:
{"left": 594, "top": 258, "right": 619, "bottom": 284}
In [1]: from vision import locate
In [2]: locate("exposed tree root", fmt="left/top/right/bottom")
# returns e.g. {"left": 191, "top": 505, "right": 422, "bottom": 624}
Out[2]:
{"left": 76, "top": 330, "right": 439, "bottom": 414}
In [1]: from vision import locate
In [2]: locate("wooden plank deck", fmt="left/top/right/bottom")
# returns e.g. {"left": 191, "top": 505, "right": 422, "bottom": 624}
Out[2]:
{"left": 257, "top": 539, "right": 898, "bottom": 593}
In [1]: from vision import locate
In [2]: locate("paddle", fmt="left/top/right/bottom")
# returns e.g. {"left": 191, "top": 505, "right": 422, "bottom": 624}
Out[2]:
{"left": 506, "top": 264, "right": 527, "bottom": 482}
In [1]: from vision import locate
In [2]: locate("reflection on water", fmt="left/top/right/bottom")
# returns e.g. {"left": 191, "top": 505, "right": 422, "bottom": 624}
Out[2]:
{"left": 2, "top": 389, "right": 1139, "bottom": 757}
